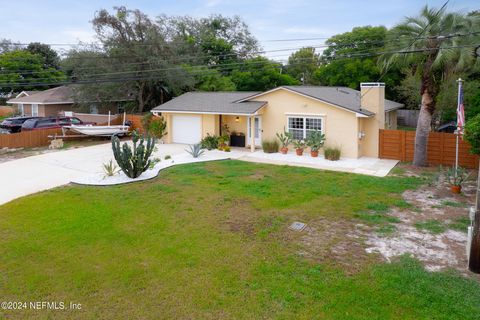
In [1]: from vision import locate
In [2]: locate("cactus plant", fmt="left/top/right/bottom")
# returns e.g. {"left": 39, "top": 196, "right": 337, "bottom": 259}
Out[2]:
{"left": 111, "top": 130, "right": 155, "bottom": 178}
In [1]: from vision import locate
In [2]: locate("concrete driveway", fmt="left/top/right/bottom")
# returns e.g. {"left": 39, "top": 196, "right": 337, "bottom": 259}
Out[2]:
{"left": 0, "top": 143, "right": 398, "bottom": 206}
{"left": 0, "top": 142, "right": 187, "bottom": 205}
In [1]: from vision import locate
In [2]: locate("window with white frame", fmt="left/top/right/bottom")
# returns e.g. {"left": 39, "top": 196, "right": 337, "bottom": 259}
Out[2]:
{"left": 18, "top": 103, "right": 24, "bottom": 116}
{"left": 31, "top": 104, "right": 39, "bottom": 116}
{"left": 287, "top": 116, "right": 323, "bottom": 140}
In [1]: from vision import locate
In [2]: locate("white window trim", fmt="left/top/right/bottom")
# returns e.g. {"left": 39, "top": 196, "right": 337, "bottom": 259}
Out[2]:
{"left": 287, "top": 115, "right": 325, "bottom": 140}
{"left": 31, "top": 104, "right": 39, "bottom": 116}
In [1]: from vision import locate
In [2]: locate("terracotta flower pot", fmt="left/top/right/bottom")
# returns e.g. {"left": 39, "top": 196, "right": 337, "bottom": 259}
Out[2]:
{"left": 451, "top": 185, "right": 462, "bottom": 194}
{"left": 310, "top": 150, "right": 319, "bottom": 157}
{"left": 295, "top": 148, "right": 304, "bottom": 156}
{"left": 280, "top": 147, "right": 288, "bottom": 154}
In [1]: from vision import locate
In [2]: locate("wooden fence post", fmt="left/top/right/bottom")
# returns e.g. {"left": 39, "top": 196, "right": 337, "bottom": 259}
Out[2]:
{"left": 379, "top": 129, "right": 383, "bottom": 158}
{"left": 400, "top": 130, "right": 406, "bottom": 162}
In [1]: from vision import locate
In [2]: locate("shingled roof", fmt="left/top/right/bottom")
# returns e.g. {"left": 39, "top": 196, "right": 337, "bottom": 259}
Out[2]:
{"left": 152, "top": 91, "right": 266, "bottom": 115}
{"left": 237, "top": 86, "right": 403, "bottom": 115}
{"left": 7, "top": 85, "right": 134, "bottom": 105}
{"left": 152, "top": 85, "right": 403, "bottom": 117}
{"left": 7, "top": 86, "right": 74, "bottom": 104}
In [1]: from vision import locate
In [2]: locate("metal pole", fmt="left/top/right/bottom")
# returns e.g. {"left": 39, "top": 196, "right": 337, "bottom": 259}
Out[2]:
{"left": 455, "top": 133, "right": 459, "bottom": 171}
{"left": 455, "top": 78, "right": 463, "bottom": 176}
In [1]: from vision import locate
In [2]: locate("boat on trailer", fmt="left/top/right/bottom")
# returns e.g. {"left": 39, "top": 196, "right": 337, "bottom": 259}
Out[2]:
{"left": 63, "top": 112, "right": 130, "bottom": 137}
{"left": 65, "top": 124, "right": 130, "bottom": 136}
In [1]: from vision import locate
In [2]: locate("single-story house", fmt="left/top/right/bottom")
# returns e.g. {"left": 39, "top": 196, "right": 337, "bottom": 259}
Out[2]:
{"left": 151, "top": 83, "right": 402, "bottom": 158}
{"left": 7, "top": 85, "right": 132, "bottom": 117}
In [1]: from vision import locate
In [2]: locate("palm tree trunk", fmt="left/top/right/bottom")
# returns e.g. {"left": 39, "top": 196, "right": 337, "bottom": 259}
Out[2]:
{"left": 413, "top": 87, "right": 435, "bottom": 166}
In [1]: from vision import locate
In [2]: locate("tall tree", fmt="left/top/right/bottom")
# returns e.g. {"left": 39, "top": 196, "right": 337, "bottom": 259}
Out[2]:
{"left": 285, "top": 47, "right": 319, "bottom": 84}
{"left": 26, "top": 42, "right": 60, "bottom": 69}
{"left": 157, "top": 14, "right": 259, "bottom": 73}
{"left": 67, "top": 8, "right": 259, "bottom": 112}
{"left": 313, "top": 26, "right": 402, "bottom": 97}
{"left": 230, "top": 57, "right": 298, "bottom": 91}
{"left": 0, "top": 50, "right": 65, "bottom": 94}
{"left": 380, "top": 5, "right": 480, "bottom": 166}
{"left": 84, "top": 7, "right": 194, "bottom": 112}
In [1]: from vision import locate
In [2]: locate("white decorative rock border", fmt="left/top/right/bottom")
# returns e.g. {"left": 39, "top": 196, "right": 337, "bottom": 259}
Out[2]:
{"left": 71, "top": 150, "right": 244, "bottom": 186}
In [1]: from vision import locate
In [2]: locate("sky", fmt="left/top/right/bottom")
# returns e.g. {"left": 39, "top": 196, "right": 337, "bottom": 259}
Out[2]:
{"left": 0, "top": 0, "right": 478, "bottom": 59}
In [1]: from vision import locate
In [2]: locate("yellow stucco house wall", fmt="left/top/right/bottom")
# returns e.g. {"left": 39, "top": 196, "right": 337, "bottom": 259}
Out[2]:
{"left": 153, "top": 83, "right": 402, "bottom": 159}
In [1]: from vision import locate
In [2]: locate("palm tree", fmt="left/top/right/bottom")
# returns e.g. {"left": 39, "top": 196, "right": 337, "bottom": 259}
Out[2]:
{"left": 380, "top": 6, "right": 480, "bottom": 166}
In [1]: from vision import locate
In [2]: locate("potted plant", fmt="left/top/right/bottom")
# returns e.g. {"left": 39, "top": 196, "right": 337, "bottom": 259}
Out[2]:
{"left": 276, "top": 130, "right": 293, "bottom": 154}
{"left": 306, "top": 130, "right": 326, "bottom": 157}
{"left": 217, "top": 135, "right": 229, "bottom": 151}
{"left": 293, "top": 139, "right": 306, "bottom": 156}
{"left": 446, "top": 166, "right": 470, "bottom": 194}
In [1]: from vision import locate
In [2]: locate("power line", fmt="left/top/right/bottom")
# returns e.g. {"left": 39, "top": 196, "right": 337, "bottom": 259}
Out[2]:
{"left": 1, "top": 43, "right": 477, "bottom": 88}
{"left": 2, "top": 30, "right": 478, "bottom": 78}
{"left": 3, "top": 30, "right": 478, "bottom": 64}
{"left": 359, "top": 0, "right": 451, "bottom": 99}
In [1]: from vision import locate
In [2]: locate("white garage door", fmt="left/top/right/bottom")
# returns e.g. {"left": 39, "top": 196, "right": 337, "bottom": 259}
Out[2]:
{"left": 172, "top": 115, "right": 202, "bottom": 144}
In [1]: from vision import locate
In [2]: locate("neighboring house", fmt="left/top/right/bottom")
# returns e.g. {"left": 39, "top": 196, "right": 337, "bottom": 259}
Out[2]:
{"left": 151, "top": 83, "right": 402, "bottom": 158}
{"left": 7, "top": 86, "right": 131, "bottom": 117}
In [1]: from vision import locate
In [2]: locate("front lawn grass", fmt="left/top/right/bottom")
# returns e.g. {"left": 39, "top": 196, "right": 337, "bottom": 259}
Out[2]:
{"left": 0, "top": 160, "right": 479, "bottom": 319}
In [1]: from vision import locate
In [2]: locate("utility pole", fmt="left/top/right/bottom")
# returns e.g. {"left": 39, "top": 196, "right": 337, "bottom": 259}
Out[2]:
{"left": 468, "top": 162, "right": 480, "bottom": 273}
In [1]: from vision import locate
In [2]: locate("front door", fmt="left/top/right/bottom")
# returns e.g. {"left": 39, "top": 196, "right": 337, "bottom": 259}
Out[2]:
{"left": 247, "top": 116, "right": 262, "bottom": 146}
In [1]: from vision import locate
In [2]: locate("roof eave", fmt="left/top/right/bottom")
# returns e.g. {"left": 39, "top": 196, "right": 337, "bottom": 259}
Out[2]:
{"left": 151, "top": 110, "right": 261, "bottom": 116}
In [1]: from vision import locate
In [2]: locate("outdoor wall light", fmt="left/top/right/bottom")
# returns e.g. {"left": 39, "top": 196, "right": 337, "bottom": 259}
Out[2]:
{"left": 235, "top": 116, "right": 240, "bottom": 122}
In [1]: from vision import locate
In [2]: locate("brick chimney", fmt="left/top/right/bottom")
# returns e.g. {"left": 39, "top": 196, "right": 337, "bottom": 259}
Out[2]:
{"left": 360, "top": 82, "right": 386, "bottom": 157}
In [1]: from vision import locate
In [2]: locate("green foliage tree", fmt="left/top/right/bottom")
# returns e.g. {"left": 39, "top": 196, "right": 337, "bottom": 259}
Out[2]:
{"left": 464, "top": 114, "right": 480, "bottom": 155}
{"left": 285, "top": 47, "right": 320, "bottom": 84}
{"left": 436, "top": 79, "right": 480, "bottom": 123}
{"left": 0, "top": 50, "right": 65, "bottom": 94}
{"left": 65, "top": 8, "right": 259, "bottom": 111}
{"left": 380, "top": 5, "right": 480, "bottom": 166}
{"left": 157, "top": 14, "right": 259, "bottom": 68}
{"left": 231, "top": 57, "right": 298, "bottom": 91}
{"left": 313, "top": 26, "right": 402, "bottom": 97}
{"left": 184, "top": 67, "right": 236, "bottom": 91}
{"left": 26, "top": 42, "right": 60, "bottom": 69}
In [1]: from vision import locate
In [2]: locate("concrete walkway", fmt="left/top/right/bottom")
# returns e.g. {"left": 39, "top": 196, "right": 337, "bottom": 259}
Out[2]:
{"left": 243, "top": 150, "right": 398, "bottom": 177}
{"left": 0, "top": 143, "right": 398, "bottom": 205}
{"left": 0, "top": 143, "right": 187, "bottom": 205}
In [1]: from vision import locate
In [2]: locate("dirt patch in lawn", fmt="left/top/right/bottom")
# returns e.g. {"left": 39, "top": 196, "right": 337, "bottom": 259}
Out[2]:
{"left": 222, "top": 199, "right": 258, "bottom": 237}
{"left": 292, "top": 164, "right": 478, "bottom": 275}
{"left": 298, "top": 218, "right": 378, "bottom": 273}
{"left": 365, "top": 165, "right": 477, "bottom": 274}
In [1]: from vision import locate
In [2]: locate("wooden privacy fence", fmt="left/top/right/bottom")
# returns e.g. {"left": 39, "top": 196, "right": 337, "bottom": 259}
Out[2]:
{"left": 0, "top": 128, "right": 63, "bottom": 149}
{"left": 0, "top": 114, "right": 147, "bottom": 149}
{"left": 126, "top": 114, "right": 144, "bottom": 133}
{"left": 379, "top": 129, "right": 479, "bottom": 169}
